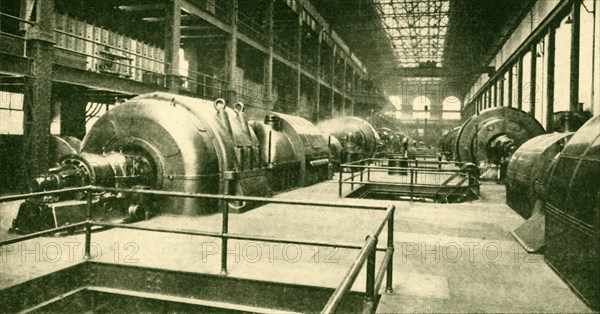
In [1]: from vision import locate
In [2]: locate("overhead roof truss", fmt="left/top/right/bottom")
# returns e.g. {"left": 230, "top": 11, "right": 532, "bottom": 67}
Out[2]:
{"left": 373, "top": 0, "right": 449, "bottom": 68}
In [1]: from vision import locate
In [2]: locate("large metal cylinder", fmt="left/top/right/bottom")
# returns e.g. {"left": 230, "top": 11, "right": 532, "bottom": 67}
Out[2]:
{"left": 543, "top": 115, "right": 600, "bottom": 309}
{"left": 505, "top": 132, "right": 573, "bottom": 218}
{"left": 79, "top": 92, "right": 270, "bottom": 215}
{"left": 317, "top": 117, "right": 380, "bottom": 164}
{"left": 440, "top": 126, "right": 460, "bottom": 160}
{"left": 377, "top": 127, "right": 401, "bottom": 155}
{"left": 252, "top": 112, "right": 330, "bottom": 189}
{"left": 454, "top": 107, "right": 545, "bottom": 165}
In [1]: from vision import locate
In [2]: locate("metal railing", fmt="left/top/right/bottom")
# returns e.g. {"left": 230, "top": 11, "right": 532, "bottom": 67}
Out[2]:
{"left": 338, "top": 158, "right": 480, "bottom": 202}
{"left": 0, "top": 10, "right": 35, "bottom": 56}
{"left": 300, "top": 55, "right": 318, "bottom": 74}
{"left": 0, "top": 186, "right": 395, "bottom": 313}
{"left": 188, "top": 0, "right": 231, "bottom": 23}
{"left": 321, "top": 204, "right": 394, "bottom": 314}
{"left": 237, "top": 10, "right": 267, "bottom": 44}
{"left": 236, "top": 83, "right": 266, "bottom": 104}
{"left": 273, "top": 36, "right": 298, "bottom": 62}
{"left": 180, "top": 69, "right": 227, "bottom": 99}
{"left": 51, "top": 13, "right": 169, "bottom": 85}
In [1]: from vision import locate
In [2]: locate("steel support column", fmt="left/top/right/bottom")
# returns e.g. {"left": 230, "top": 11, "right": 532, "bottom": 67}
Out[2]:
{"left": 165, "top": 0, "right": 181, "bottom": 94}
{"left": 546, "top": 26, "right": 556, "bottom": 132}
{"left": 569, "top": 0, "right": 580, "bottom": 112}
{"left": 296, "top": 15, "right": 302, "bottom": 107}
{"left": 349, "top": 68, "right": 355, "bottom": 115}
{"left": 342, "top": 58, "right": 347, "bottom": 115}
{"left": 315, "top": 31, "right": 322, "bottom": 122}
{"left": 264, "top": 0, "right": 274, "bottom": 107}
{"left": 23, "top": 0, "right": 54, "bottom": 179}
{"left": 530, "top": 44, "right": 537, "bottom": 117}
{"left": 499, "top": 74, "right": 505, "bottom": 107}
{"left": 226, "top": 0, "right": 238, "bottom": 104}
{"left": 330, "top": 45, "right": 336, "bottom": 117}
{"left": 517, "top": 57, "right": 523, "bottom": 110}
{"left": 508, "top": 65, "right": 513, "bottom": 107}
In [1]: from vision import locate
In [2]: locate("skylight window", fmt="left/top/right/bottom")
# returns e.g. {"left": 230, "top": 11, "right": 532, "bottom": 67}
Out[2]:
{"left": 374, "top": 0, "right": 450, "bottom": 68}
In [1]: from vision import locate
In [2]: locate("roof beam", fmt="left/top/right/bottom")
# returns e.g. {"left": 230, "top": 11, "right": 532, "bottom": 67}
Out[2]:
{"left": 380, "top": 66, "right": 495, "bottom": 78}
{"left": 117, "top": 4, "right": 165, "bottom": 12}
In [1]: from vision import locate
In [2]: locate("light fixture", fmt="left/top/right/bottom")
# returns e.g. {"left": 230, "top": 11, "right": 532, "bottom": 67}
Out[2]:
{"left": 565, "top": 15, "right": 573, "bottom": 24}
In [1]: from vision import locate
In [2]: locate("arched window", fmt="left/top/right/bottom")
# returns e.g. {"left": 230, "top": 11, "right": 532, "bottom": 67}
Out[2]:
{"left": 442, "top": 96, "right": 461, "bottom": 120}
{"left": 442, "top": 96, "right": 461, "bottom": 110}
{"left": 412, "top": 95, "right": 430, "bottom": 111}
{"left": 412, "top": 96, "right": 431, "bottom": 119}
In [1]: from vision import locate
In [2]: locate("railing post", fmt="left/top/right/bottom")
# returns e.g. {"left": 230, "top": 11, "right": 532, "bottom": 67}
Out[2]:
{"left": 350, "top": 167, "right": 354, "bottom": 191}
{"left": 221, "top": 199, "right": 229, "bottom": 275}
{"left": 338, "top": 169, "right": 343, "bottom": 197}
{"left": 84, "top": 188, "right": 92, "bottom": 260}
{"left": 367, "top": 164, "right": 371, "bottom": 182}
{"left": 360, "top": 161, "right": 364, "bottom": 183}
{"left": 365, "top": 237, "right": 377, "bottom": 306}
{"left": 410, "top": 170, "right": 414, "bottom": 201}
{"left": 386, "top": 206, "right": 394, "bottom": 294}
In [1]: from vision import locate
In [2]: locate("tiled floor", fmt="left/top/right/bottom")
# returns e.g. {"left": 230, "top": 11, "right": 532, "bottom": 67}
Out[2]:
{"left": 0, "top": 177, "right": 593, "bottom": 312}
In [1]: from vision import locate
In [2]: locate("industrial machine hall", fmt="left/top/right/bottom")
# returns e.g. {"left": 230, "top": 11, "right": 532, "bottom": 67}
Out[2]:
{"left": 1, "top": 0, "right": 599, "bottom": 312}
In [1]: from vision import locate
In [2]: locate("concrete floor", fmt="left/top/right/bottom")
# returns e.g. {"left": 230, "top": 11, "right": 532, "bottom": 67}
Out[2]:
{"left": 0, "top": 175, "right": 593, "bottom": 313}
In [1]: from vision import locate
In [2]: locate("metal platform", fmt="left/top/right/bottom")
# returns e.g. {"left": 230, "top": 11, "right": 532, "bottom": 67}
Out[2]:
{"left": 339, "top": 158, "right": 480, "bottom": 203}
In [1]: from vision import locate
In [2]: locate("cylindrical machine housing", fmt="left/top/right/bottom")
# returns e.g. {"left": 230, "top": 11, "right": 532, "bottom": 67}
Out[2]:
{"left": 505, "top": 132, "right": 573, "bottom": 218}
{"left": 317, "top": 117, "right": 380, "bottom": 164}
{"left": 377, "top": 127, "right": 401, "bottom": 155}
{"left": 80, "top": 92, "right": 270, "bottom": 215}
{"left": 252, "top": 112, "right": 330, "bottom": 189}
{"left": 440, "top": 127, "right": 460, "bottom": 160}
{"left": 454, "top": 107, "right": 545, "bottom": 165}
{"left": 543, "top": 115, "right": 600, "bottom": 309}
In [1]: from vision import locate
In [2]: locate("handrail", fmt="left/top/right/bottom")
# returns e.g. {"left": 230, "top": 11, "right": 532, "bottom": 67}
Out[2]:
{"left": 321, "top": 236, "right": 378, "bottom": 313}
{"left": 321, "top": 204, "right": 395, "bottom": 314}
{"left": 53, "top": 29, "right": 167, "bottom": 65}
{"left": 93, "top": 221, "right": 388, "bottom": 252}
{"left": 0, "top": 186, "right": 395, "bottom": 313}
{"left": 373, "top": 248, "right": 394, "bottom": 297}
{"left": 0, "top": 11, "right": 35, "bottom": 25}
{"left": 0, "top": 10, "right": 35, "bottom": 55}
{"left": 338, "top": 158, "right": 480, "bottom": 202}
{"left": 90, "top": 186, "right": 384, "bottom": 210}
{"left": 344, "top": 158, "right": 459, "bottom": 167}
{"left": 343, "top": 165, "right": 460, "bottom": 173}
{"left": 0, "top": 221, "right": 88, "bottom": 246}
{"left": 0, "top": 186, "right": 91, "bottom": 203}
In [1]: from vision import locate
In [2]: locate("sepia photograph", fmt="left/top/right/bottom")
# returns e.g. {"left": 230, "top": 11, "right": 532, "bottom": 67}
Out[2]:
{"left": 0, "top": 0, "right": 599, "bottom": 312}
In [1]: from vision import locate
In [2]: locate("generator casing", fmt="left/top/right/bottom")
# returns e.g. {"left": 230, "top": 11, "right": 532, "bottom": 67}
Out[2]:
{"left": 317, "top": 117, "right": 380, "bottom": 164}
{"left": 506, "top": 132, "right": 573, "bottom": 218}
{"left": 77, "top": 92, "right": 272, "bottom": 215}
{"left": 455, "top": 107, "right": 545, "bottom": 165}
{"left": 544, "top": 115, "right": 600, "bottom": 309}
